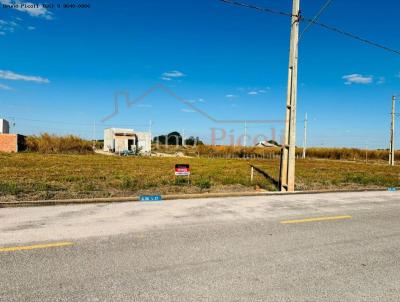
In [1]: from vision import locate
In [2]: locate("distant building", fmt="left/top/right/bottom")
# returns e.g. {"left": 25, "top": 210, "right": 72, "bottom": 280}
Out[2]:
{"left": 255, "top": 140, "right": 279, "bottom": 148}
{"left": 0, "top": 119, "right": 10, "bottom": 134}
{"left": 0, "top": 134, "right": 26, "bottom": 153}
{"left": 103, "top": 128, "right": 151, "bottom": 155}
{"left": 0, "top": 119, "right": 26, "bottom": 153}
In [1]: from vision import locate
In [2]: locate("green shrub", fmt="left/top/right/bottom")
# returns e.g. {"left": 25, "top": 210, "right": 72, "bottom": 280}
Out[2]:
{"left": 174, "top": 177, "right": 189, "bottom": 186}
{"left": 0, "top": 181, "right": 22, "bottom": 195}
{"left": 119, "top": 177, "right": 138, "bottom": 190}
{"left": 196, "top": 179, "right": 212, "bottom": 190}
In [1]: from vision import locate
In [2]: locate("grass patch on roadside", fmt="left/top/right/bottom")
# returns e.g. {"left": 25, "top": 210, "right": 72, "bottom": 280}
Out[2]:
{"left": 0, "top": 153, "right": 399, "bottom": 201}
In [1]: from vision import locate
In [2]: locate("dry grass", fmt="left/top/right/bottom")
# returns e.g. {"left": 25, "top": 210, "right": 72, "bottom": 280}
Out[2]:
{"left": 153, "top": 145, "right": 400, "bottom": 162}
{"left": 26, "top": 133, "right": 93, "bottom": 154}
{"left": 0, "top": 153, "right": 399, "bottom": 201}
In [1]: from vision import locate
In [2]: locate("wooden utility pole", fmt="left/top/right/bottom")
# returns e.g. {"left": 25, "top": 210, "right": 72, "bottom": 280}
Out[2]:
{"left": 279, "top": 0, "right": 300, "bottom": 192}
{"left": 389, "top": 96, "right": 396, "bottom": 166}
{"left": 302, "top": 113, "right": 307, "bottom": 159}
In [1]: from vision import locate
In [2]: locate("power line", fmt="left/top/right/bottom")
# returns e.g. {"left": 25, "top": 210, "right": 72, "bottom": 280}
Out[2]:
{"left": 4, "top": 116, "right": 150, "bottom": 127}
{"left": 304, "top": 18, "right": 400, "bottom": 56}
{"left": 299, "top": 0, "right": 333, "bottom": 41}
{"left": 219, "top": 0, "right": 400, "bottom": 56}
{"left": 219, "top": 0, "right": 292, "bottom": 17}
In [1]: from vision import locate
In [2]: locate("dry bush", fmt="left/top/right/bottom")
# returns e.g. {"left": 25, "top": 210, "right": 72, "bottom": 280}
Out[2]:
{"left": 195, "top": 145, "right": 281, "bottom": 158}
{"left": 26, "top": 133, "right": 93, "bottom": 154}
{"left": 305, "top": 148, "right": 398, "bottom": 161}
{"left": 190, "top": 145, "right": 399, "bottom": 162}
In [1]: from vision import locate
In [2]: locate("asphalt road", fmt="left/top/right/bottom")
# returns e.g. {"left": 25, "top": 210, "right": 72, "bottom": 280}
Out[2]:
{"left": 1, "top": 191, "right": 400, "bottom": 301}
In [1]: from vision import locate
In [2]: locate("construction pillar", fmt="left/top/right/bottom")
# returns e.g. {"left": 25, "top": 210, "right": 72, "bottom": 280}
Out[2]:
{"left": 279, "top": 0, "right": 300, "bottom": 192}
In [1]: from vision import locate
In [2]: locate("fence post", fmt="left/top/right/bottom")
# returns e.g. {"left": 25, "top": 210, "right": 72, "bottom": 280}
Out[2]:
{"left": 250, "top": 166, "right": 254, "bottom": 183}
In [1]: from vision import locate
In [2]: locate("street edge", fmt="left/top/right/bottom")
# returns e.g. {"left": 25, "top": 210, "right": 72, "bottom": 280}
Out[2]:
{"left": 0, "top": 188, "right": 395, "bottom": 208}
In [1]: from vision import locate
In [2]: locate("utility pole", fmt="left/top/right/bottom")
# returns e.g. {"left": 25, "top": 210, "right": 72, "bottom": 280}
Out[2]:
{"left": 182, "top": 129, "right": 185, "bottom": 147}
{"left": 149, "top": 120, "right": 152, "bottom": 139}
{"left": 302, "top": 112, "right": 307, "bottom": 159}
{"left": 92, "top": 120, "right": 96, "bottom": 149}
{"left": 279, "top": 0, "right": 301, "bottom": 192}
{"left": 244, "top": 121, "right": 247, "bottom": 147}
{"left": 389, "top": 96, "right": 396, "bottom": 166}
{"left": 149, "top": 120, "right": 153, "bottom": 148}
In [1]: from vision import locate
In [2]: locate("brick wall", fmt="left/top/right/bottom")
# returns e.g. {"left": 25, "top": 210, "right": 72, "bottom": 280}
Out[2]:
{"left": 0, "top": 134, "right": 18, "bottom": 152}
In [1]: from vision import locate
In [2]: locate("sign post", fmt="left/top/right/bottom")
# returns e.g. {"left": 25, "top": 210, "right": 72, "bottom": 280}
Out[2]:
{"left": 175, "top": 164, "right": 190, "bottom": 184}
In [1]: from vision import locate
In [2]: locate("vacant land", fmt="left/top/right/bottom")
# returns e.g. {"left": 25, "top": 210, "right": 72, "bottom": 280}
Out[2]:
{"left": 0, "top": 153, "right": 399, "bottom": 201}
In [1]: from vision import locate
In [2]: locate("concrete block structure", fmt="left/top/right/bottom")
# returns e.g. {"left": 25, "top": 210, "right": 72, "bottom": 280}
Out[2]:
{"left": 103, "top": 128, "right": 151, "bottom": 155}
{"left": 0, "top": 134, "right": 26, "bottom": 153}
{"left": 0, "top": 119, "right": 10, "bottom": 134}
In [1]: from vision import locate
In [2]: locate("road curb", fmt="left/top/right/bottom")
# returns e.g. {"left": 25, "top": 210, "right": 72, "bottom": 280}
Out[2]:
{"left": 0, "top": 188, "right": 393, "bottom": 208}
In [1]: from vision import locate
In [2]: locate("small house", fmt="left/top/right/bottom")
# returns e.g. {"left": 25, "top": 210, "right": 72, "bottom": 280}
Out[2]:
{"left": 255, "top": 141, "right": 279, "bottom": 148}
{"left": 103, "top": 128, "right": 151, "bottom": 155}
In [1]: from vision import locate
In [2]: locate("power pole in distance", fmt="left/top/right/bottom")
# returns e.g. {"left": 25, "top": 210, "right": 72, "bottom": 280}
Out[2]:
{"left": 149, "top": 120, "right": 153, "bottom": 148}
{"left": 279, "top": 0, "right": 301, "bottom": 192}
{"left": 244, "top": 121, "right": 247, "bottom": 147}
{"left": 92, "top": 120, "right": 96, "bottom": 149}
{"left": 302, "top": 112, "right": 307, "bottom": 159}
{"left": 389, "top": 96, "right": 396, "bottom": 166}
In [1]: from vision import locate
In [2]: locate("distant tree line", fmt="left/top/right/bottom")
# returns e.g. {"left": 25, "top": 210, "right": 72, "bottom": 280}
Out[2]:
{"left": 153, "top": 132, "right": 203, "bottom": 146}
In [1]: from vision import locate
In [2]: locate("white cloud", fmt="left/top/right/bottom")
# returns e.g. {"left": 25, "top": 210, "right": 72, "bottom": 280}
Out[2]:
{"left": 161, "top": 70, "right": 186, "bottom": 81}
{"left": 377, "top": 77, "right": 385, "bottom": 85}
{"left": 0, "top": 70, "right": 50, "bottom": 83}
{"left": 258, "top": 88, "right": 270, "bottom": 93}
{"left": 186, "top": 98, "right": 205, "bottom": 104}
{"left": 181, "top": 108, "right": 195, "bottom": 113}
{"left": 0, "top": 83, "right": 12, "bottom": 90}
{"left": 27, "top": 25, "right": 35, "bottom": 30}
{"left": 342, "top": 74, "right": 373, "bottom": 85}
{"left": 239, "top": 86, "right": 271, "bottom": 95}
{"left": 0, "top": 18, "right": 19, "bottom": 35}
{"left": 225, "top": 94, "right": 237, "bottom": 99}
{"left": 163, "top": 70, "right": 185, "bottom": 78}
{"left": 137, "top": 104, "right": 152, "bottom": 108}
{"left": 0, "top": 0, "right": 53, "bottom": 19}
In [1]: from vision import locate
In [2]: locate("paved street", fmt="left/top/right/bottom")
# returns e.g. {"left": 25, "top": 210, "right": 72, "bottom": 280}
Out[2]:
{"left": 1, "top": 191, "right": 400, "bottom": 301}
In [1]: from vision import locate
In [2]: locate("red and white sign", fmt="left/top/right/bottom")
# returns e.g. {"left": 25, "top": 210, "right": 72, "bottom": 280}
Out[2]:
{"left": 175, "top": 164, "right": 190, "bottom": 176}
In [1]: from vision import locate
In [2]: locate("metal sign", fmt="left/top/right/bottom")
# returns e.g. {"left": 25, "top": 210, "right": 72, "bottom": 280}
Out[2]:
{"left": 175, "top": 164, "right": 190, "bottom": 176}
{"left": 139, "top": 195, "right": 162, "bottom": 202}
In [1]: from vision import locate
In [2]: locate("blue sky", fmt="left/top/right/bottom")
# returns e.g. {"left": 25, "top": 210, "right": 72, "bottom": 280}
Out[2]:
{"left": 0, "top": 0, "right": 399, "bottom": 148}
